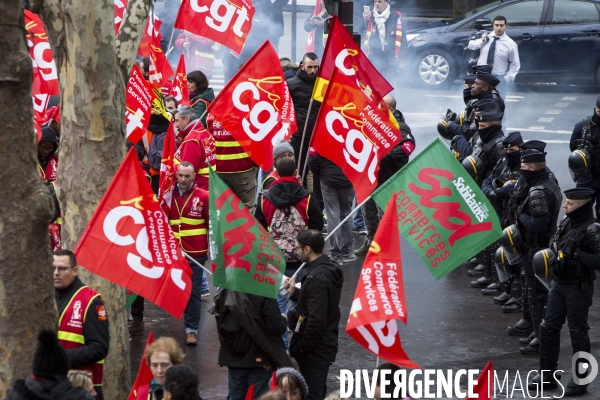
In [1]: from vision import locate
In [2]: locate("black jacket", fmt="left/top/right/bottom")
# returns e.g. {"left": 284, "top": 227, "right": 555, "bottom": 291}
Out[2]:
{"left": 55, "top": 277, "right": 110, "bottom": 370}
{"left": 6, "top": 377, "right": 94, "bottom": 400}
{"left": 308, "top": 154, "right": 353, "bottom": 190}
{"left": 255, "top": 178, "right": 324, "bottom": 231}
{"left": 288, "top": 255, "right": 344, "bottom": 363}
{"left": 288, "top": 69, "right": 321, "bottom": 142}
{"left": 378, "top": 110, "right": 415, "bottom": 185}
{"left": 216, "top": 291, "right": 290, "bottom": 369}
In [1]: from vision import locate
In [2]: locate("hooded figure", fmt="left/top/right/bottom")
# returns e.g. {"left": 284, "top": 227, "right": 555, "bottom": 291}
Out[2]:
{"left": 38, "top": 127, "right": 59, "bottom": 182}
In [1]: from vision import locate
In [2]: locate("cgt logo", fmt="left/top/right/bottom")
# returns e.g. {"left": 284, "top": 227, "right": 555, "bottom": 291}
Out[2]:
{"left": 191, "top": 0, "right": 250, "bottom": 37}
{"left": 572, "top": 351, "right": 598, "bottom": 386}
{"left": 103, "top": 205, "right": 187, "bottom": 290}
{"left": 334, "top": 49, "right": 375, "bottom": 100}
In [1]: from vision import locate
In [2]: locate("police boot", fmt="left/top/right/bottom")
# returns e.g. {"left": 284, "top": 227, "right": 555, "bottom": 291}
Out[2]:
{"left": 129, "top": 315, "right": 144, "bottom": 336}
{"left": 565, "top": 329, "right": 591, "bottom": 396}
{"left": 467, "top": 264, "right": 485, "bottom": 277}
{"left": 528, "top": 371, "right": 561, "bottom": 392}
{"left": 519, "top": 331, "right": 536, "bottom": 346}
{"left": 464, "top": 257, "right": 478, "bottom": 269}
{"left": 529, "top": 323, "right": 561, "bottom": 391}
{"left": 482, "top": 258, "right": 502, "bottom": 295}
{"left": 494, "top": 276, "right": 513, "bottom": 304}
{"left": 507, "top": 285, "right": 532, "bottom": 335}
{"left": 520, "top": 291, "right": 547, "bottom": 354}
{"left": 471, "top": 251, "right": 493, "bottom": 288}
{"left": 502, "top": 269, "right": 524, "bottom": 313}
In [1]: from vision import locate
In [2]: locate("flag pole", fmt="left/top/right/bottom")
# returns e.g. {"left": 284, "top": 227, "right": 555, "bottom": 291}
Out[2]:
{"left": 296, "top": 98, "right": 314, "bottom": 172}
{"left": 184, "top": 252, "right": 213, "bottom": 275}
{"left": 165, "top": 26, "right": 177, "bottom": 57}
{"left": 188, "top": 109, "right": 208, "bottom": 132}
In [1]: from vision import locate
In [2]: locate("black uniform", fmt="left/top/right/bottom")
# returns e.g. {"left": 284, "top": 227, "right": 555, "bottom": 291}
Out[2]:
{"left": 482, "top": 152, "right": 521, "bottom": 218}
{"left": 570, "top": 113, "right": 600, "bottom": 216}
{"left": 447, "top": 91, "right": 505, "bottom": 144}
{"left": 536, "top": 192, "right": 599, "bottom": 395}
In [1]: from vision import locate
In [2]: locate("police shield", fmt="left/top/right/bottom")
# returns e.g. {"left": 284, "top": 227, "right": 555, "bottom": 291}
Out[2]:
{"left": 501, "top": 224, "right": 522, "bottom": 265}
{"left": 532, "top": 249, "right": 558, "bottom": 289}
{"left": 494, "top": 247, "right": 512, "bottom": 283}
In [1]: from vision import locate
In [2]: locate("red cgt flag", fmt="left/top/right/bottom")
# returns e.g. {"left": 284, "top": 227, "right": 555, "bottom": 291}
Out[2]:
{"left": 346, "top": 193, "right": 418, "bottom": 369}
{"left": 126, "top": 64, "right": 155, "bottom": 144}
{"left": 175, "top": 0, "right": 254, "bottom": 54}
{"left": 170, "top": 54, "right": 190, "bottom": 107}
{"left": 114, "top": 0, "right": 129, "bottom": 34}
{"left": 207, "top": 41, "right": 296, "bottom": 171}
{"left": 138, "top": 14, "right": 162, "bottom": 57}
{"left": 74, "top": 148, "right": 193, "bottom": 318}
{"left": 158, "top": 121, "right": 176, "bottom": 209}
{"left": 467, "top": 361, "right": 493, "bottom": 400}
{"left": 312, "top": 16, "right": 392, "bottom": 103}
{"left": 128, "top": 332, "right": 154, "bottom": 400}
{"left": 312, "top": 69, "right": 401, "bottom": 203}
{"left": 149, "top": 43, "right": 174, "bottom": 89}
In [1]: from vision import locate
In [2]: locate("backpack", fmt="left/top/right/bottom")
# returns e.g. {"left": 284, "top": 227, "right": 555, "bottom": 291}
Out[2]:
{"left": 269, "top": 205, "right": 307, "bottom": 262}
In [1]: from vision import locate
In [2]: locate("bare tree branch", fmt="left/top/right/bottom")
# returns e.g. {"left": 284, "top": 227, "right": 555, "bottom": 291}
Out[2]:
{"left": 116, "top": 0, "right": 152, "bottom": 82}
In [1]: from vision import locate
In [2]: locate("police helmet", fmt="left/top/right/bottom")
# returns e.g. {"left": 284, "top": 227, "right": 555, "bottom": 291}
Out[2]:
{"left": 494, "top": 247, "right": 512, "bottom": 283}
{"left": 532, "top": 249, "right": 557, "bottom": 289}
{"left": 437, "top": 118, "right": 454, "bottom": 140}
{"left": 568, "top": 148, "right": 593, "bottom": 184}
{"left": 500, "top": 225, "right": 522, "bottom": 265}
{"left": 461, "top": 155, "right": 485, "bottom": 183}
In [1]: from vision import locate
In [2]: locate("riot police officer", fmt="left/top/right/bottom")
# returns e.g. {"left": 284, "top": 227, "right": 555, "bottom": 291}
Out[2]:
{"left": 505, "top": 149, "right": 563, "bottom": 355}
{"left": 529, "top": 188, "right": 598, "bottom": 395}
{"left": 478, "top": 131, "right": 523, "bottom": 298}
{"left": 569, "top": 94, "right": 600, "bottom": 218}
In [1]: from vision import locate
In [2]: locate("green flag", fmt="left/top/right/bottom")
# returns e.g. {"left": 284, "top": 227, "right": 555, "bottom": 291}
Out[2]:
{"left": 208, "top": 167, "right": 286, "bottom": 298}
{"left": 372, "top": 138, "right": 502, "bottom": 280}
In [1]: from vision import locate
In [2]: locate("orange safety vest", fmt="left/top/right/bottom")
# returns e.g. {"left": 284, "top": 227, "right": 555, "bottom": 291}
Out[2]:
{"left": 363, "top": 10, "right": 403, "bottom": 57}
{"left": 57, "top": 286, "right": 105, "bottom": 387}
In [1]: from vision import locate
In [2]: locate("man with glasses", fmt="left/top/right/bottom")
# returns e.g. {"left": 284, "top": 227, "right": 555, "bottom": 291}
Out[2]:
{"left": 54, "top": 249, "right": 109, "bottom": 400}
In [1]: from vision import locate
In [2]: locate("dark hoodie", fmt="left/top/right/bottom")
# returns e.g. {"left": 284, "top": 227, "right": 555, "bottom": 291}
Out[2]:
{"left": 147, "top": 114, "right": 171, "bottom": 171}
{"left": 289, "top": 254, "right": 344, "bottom": 363}
{"left": 38, "top": 127, "right": 58, "bottom": 170}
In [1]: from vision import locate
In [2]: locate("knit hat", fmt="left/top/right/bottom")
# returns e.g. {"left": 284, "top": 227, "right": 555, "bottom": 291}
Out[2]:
{"left": 274, "top": 368, "right": 309, "bottom": 398}
{"left": 273, "top": 140, "right": 294, "bottom": 159}
{"left": 33, "top": 330, "right": 69, "bottom": 379}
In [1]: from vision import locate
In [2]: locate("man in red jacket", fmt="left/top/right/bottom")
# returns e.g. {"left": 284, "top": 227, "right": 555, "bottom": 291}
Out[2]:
{"left": 174, "top": 106, "right": 216, "bottom": 191}
{"left": 162, "top": 162, "right": 210, "bottom": 345}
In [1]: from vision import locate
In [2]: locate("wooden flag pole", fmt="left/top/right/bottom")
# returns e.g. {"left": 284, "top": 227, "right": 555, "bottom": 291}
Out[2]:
{"left": 296, "top": 98, "right": 314, "bottom": 172}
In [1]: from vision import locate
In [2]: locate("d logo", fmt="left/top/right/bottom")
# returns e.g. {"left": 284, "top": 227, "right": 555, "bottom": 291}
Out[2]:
{"left": 572, "top": 351, "right": 598, "bottom": 386}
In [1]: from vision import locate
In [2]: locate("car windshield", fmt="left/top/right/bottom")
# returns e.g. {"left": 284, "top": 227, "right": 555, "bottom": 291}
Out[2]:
{"left": 444, "top": 0, "right": 503, "bottom": 24}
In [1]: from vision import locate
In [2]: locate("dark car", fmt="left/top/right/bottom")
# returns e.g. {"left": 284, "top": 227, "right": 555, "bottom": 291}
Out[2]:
{"left": 404, "top": 0, "right": 600, "bottom": 87}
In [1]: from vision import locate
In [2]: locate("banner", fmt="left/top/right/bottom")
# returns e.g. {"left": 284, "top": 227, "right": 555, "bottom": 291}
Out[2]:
{"left": 170, "top": 54, "right": 190, "bottom": 106}
{"left": 175, "top": 0, "right": 254, "bottom": 54}
{"left": 208, "top": 41, "right": 296, "bottom": 171}
{"left": 346, "top": 193, "right": 417, "bottom": 368}
{"left": 74, "top": 148, "right": 193, "bottom": 318}
{"left": 312, "top": 69, "right": 401, "bottom": 203}
{"left": 114, "top": 0, "right": 129, "bottom": 33}
{"left": 128, "top": 332, "right": 155, "bottom": 400}
{"left": 149, "top": 43, "right": 174, "bottom": 89}
{"left": 208, "top": 167, "right": 285, "bottom": 299}
{"left": 138, "top": 14, "right": 162, "bottom": 57}
{"left": 372, "top": 139, "right": 503, "bottom": 280}
{"left": 125, "top": 64, "right": 154, "bottom": 143}
{"left": 158, "top": 121, "right": 176, "bottom": 209}
{"left": 313, "top": 16, "right": 392, "bottom": 103}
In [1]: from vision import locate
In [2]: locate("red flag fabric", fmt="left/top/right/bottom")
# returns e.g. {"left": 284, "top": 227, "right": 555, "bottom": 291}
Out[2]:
{"left": 170, "top": 54, "right": 190, "bottom": 106}
{"left": 311, "top": 69, "right": 402, "bottom": 203}
{"left": 158, "top": 121, "right": 176, "bottom": 209}
{"left": 127, "top": 332, "right": 154, "bottom": 400}
{"left": 346, "top": 193, "right": 418, "bottom": 369}
{"left": 207, "top": 41, "right": 296, "bottom": 171}
{"left": 244, "top": 384, "right": 254, "bottom": 400}
{"left": 270, "top": 370, "right": 277, "bottom": 391}
{"left": 175, "top": 0, "right": 254, "bottom": 54}
{"left": 74, "top": 148, "right": 193, "bottom": 318}
{"left": 149, "top": 43, "right": 174, "bottom": 89}
{"left": 305, "top": 0, "right": 324, "bottom": 53}
{"left": 126, "top": 65, "right": 155, "bottom": 143}
{"left": 467, "top": 361, "right": 493, "bottom": 400}
{"left": 114, "top": 0, "right": 129, "bottom": 34}
{"left": 312, "top": 16, "right": 392, "bottom": 103}
{"left": 138, "top": 15, "right": 162, "bottom": 57}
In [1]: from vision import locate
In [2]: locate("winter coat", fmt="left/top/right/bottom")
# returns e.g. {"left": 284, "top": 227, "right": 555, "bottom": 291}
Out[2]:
{"left": 289, "top": 254, "right": 344, "bottom": 363}
{"left": 6, "top": 377, "right": 94, "bottom": 400}
{"left": 287, "top": 69, "right": 321, "bottom": 143}
{"left": 190, "top": 88, "right": 215, "bottom": 128}
{"left": 308, "top": 153, "right": 352, "bottom": 190}
{"left": 378, "top": 109, "right": 415, "bottom": 185}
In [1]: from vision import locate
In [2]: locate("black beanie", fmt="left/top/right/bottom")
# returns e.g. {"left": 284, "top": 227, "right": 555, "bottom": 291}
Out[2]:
{"left": 33, "top": 330, "right": 69, "bottom": 379}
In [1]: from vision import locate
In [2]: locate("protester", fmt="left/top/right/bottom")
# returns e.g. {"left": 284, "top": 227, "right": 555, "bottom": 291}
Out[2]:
{"left": 6, "top": 330, "right": 95, "bottom": 400}
{"left": 274, "top": 368, "right": 309, "bottom": 400}
{"left": 53, "top": 249, "right": 109, "bottom": 400}
{"left": 163, "top": 162, "right": 210, "bottom": 345}
{"left": 164, "top": 364, "right": 202, "bottom": 400}
{"left": 147, "top": 106, "right": 172, "bottom": 194}
{"left": 38, "top": 126, "right": 59, "bottom": 183}
{"left": 280, "top": 57, "right": 298, "bottom": 80}
{"left": 134, "top": 337, "right": 185, "bottom": 400}
{"left": 165, "top": 96, "right": 178, "bottom": 113}
{"left": 258, "top": 392, "right": 286, "bottom": 400}
{"left": 68, "top": 370, "right": 97, "bottom": 397}
{"left": 175, "top": 32, "right": 216, "bottom": 80}
{"left": 262, "top": 140, "right": 298, "bottom": 191}
{"left": 304, "top": 2, "right": 329, "bottom": 58}
{"left": 285, "top": 230, "right": 344, "bottom": 400}
{"left": 187, "top": 70, "right": 214, "bottom": 127}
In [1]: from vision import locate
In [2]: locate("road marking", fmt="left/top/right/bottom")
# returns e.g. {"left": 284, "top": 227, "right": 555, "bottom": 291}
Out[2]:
{"left": 562, "top": 96, "right": 577, "bottom": 101}
{"left": 507, "top": 95, "right": 524, "bottom": 99}
{"left": 507, "top": 127, "right": 571, "bottom": 134}
{"left": 506, "top": 99, "right": 520, "bottom": 102}
{"left": 528, "top": 126, "right": 545, "bottom": 130}
{"left": 542, "top": 140, "right": 569, "bottom": 143}
{"left": 537, "top": 117, "right": 554, "bottom": 123}
{"left": 425, "top": 95, "right": 463, "bottom": 99}
{"left": 546, "top": 110, "right": 562, "bottom": 115}
{"left": 554, "top": 103, "right": 570, "bottom": 107}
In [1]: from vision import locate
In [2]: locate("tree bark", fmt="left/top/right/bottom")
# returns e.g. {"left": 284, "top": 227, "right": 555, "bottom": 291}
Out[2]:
{"left": 0, "top": 0, "right": 58, "bottom": 396}
{"left": 32, "top": 0, "right": 151, "bottom": 398}
{"left": 453, "top": 0, "right": 475, "bottom": 18}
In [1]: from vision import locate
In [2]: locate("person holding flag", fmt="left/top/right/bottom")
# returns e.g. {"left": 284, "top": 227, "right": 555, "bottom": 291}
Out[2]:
{"left": 162, "top": 162, "right": 210, "bottom": 345}
{"left": 175, "top": 32, "right": 216, "bottom": 80}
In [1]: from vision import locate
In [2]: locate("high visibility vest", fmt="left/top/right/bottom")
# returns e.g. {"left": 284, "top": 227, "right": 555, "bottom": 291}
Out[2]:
{"left": 209, "top": 117, "right": 255, "bottom": 174}
{"left": 57, "top": 286, "right": 105, "bottom": 386}
{"left": 363, "top": 10, "right": 403, "bottom": 57}
{"left": 168, "top": 185, "right": 209, "bottom": 256}
{"left": 174, "top": 128, "right": 216, "bottom": 191}
{"left": 262, "top": 170, "right": 280, "bottom": 191}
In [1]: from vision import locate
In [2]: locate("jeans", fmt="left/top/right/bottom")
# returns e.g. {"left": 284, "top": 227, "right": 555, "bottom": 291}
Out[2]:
{"left": 362, "top": 197, "right": 382, "bottom": 242}
{"left": 321, "top": 183, "right": 354, "bottom": 259}
{"left": 131, "top": 295, "right": 144, "bottom": 318}
{"left": 276, "top": 294, "right": 290, "bottom": 348}
{"left": 227, "top": 367, "right": 272, "bottom": 400}
{"left": 185, "top": 256, "right": 208, "bottom": 334}
{"left": 218, "top": 168, "right": 258, "bottom": 214}
{"left": 297, "top": 353, "right": 332, "bottom": 400}
{"left": 352, "top": 197, "right": 366, "bottom": 231}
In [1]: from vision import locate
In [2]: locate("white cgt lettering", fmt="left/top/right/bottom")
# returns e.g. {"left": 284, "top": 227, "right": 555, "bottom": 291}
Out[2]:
{"left": 191, "top": 0, "right": 249, "bottom": 37}
{"left": 334, "top": 49, "right": 355, "bottom": 76}
{"left": 232, "top": 82, "right": 279, "bottom": 142}
{"left": 355, "top": 320, "right": 397, "bottom": 354}
{"left": 32, "top": 42, "right": 57, "bottom": 81}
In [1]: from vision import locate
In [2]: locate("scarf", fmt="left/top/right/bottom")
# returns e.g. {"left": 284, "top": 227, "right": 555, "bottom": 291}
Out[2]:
{"left": 373, "top": 4, "right": 390, "bottom": 49}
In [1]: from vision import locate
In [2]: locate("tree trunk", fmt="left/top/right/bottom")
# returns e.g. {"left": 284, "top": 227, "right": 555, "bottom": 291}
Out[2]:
{"left": 0, "top": 0, "right": 59, "bottom": 396}
{"left": 453, "top": 0, "right": 475, "bottom": 17}
{"left": 31, "top": 0, "right": 151, "bottom": 398}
